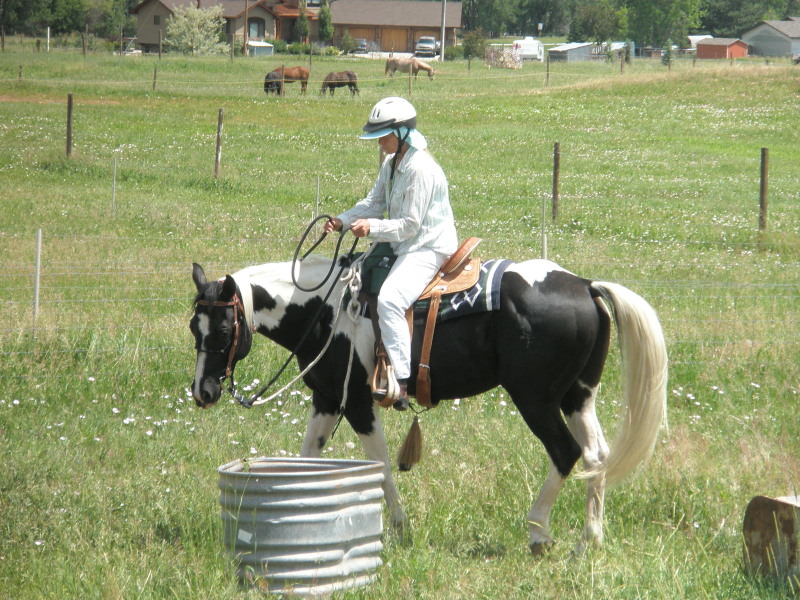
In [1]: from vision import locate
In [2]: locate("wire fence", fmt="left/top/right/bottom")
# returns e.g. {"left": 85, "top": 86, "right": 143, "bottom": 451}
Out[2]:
{"left": 2, "top": 231, "right": 798, "bottom": 385}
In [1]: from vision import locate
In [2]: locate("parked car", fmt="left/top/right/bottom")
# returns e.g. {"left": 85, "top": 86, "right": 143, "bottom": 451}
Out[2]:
{"left": 513, "top": 36, "right": 544, "bottom": 61}
{"left": 352, "top": 38, "right": 368, "bottom": 54}
{"left": 415, "top": 36, "right": 439, "bottom": 57}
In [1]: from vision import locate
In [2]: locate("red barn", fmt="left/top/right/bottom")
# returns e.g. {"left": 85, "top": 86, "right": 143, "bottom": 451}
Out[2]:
{"left": 696, "top": 38, "right": 750, "bottom": 59}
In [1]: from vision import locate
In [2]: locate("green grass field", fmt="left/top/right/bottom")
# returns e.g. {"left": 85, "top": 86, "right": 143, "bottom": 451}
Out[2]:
{"left": 1, "top": 45, "right": 799, "bottom": 598}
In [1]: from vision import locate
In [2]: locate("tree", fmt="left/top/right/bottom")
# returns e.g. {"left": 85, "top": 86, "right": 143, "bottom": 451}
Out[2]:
{"left": 294, "top": 4, "right": 309, "bottom": 43}
{"left": 461, "top": 28, "right": 488, "bottom": 59}
{"left": 661, "top": 37, "right": 674, "bottom": 66}
{"left": 340, "top": 29, "right": 356, "bottom": 54}
{"left": 569, "top": 0, "right": 628, "bottom": 42}
{"left": 698, "top": 0, "right": 796, "bottom": 37}
{"left": 625, "top": 0, "right": 702, "bottom": 47}
{"left": 164, "top": 5, "right": 229, "bottom": 56}
{"left": 317, "top": 0, "right": 333, "bottom": 44}
{"left": 514, "top": 0, "right": 576, "bottom": 36}
{"left": 462, "top": 0, "right": 519, "bottom": 36}
{"left": 0, "top": 0, "right": 52, "bottom": 35}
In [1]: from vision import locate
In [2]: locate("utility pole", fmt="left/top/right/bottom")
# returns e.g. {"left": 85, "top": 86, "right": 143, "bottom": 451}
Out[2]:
{"left": 243, "top": 0, "right": 249, "bottom": 56}
{"left": 439, "top": 0, "right": 446, "bottom": 62}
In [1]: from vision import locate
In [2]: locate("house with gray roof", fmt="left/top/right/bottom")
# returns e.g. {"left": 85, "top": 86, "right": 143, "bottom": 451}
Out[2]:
{"left": 330, "top": 0, "right": 462, "bottom": 53}
{"left": 741, "top": 17, "right": 800, "bottom": 58}
{"left": 131, "top": 0, "right": 462, "bottom": 55}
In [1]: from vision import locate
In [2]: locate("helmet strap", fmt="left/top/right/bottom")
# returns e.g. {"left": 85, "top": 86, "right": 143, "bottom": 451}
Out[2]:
{"left": 389, "top": 126, "right": 412, "bottom": 184}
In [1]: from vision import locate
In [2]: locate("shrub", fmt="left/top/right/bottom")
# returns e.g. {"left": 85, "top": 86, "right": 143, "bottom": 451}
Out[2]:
{"left": 340, "top": 30, "right": 356, "bottom": 54}
{"left": 270, "top": 38, "right": 288, "bottom": 54}
{"left": 444, "top": 45, "right": 463, "bottom": 61}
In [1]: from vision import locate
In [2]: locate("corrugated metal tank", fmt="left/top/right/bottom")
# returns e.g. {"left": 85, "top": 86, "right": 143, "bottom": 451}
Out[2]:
{"left": 218, "top": 457, "right": 385, "bottom": 596}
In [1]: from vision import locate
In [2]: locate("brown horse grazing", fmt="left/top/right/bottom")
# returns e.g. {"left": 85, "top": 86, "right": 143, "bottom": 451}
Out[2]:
{"left": 385, "top": 56, "right": 435, "bottom": 80}
{"left": 320, "top": 71, "right": 359, "bottom": 96}
{"left": 264, "top": 66, "right": 309, "bottom": 95}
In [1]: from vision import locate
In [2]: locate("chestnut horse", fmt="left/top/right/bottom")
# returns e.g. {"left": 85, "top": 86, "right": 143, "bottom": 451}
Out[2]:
{"left": 385, "top": 56, "right": 435, "bottom": 79}
{"left": 320, "top": 71, "right": 359, "bottom": 96}
{"left": 264, "top": 66, "right": 309, "bottom": 95}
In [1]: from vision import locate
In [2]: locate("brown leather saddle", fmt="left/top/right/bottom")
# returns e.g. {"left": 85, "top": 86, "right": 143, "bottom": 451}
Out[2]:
{"left": 363, "top": 237, "right": 483, "bottom": 408}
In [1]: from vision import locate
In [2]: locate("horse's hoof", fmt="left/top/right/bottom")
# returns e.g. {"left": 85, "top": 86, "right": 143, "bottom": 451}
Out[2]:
{"left": 529, "top": 540, "right": 555, "bottom": 557}
{"left": 393, "top": 397, "right": 409, "bottom": 411}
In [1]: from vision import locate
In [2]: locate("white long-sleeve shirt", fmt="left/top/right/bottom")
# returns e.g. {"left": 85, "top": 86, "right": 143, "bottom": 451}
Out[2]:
{"left": 337, "top": 147, "right": 458, "bottom": 257}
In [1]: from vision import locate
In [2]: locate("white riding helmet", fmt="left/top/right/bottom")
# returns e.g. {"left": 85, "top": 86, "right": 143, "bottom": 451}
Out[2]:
{"left": 360, "top": 97, "right": 417, "bottom": 139}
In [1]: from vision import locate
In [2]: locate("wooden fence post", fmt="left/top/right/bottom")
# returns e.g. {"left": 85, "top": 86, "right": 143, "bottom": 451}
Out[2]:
{"left": 214, "top": 108, "right": 224, "bottom": 179}
{"left": 408, "top": 67, "right": 413, "bottom": 96}
{"left": 552, "top": 142, "right": 560, "bottom": 220}
{"left": 66, "top": 94, "right": 74, "bottom": 158}
{"left": 546, "top": 55, "right": 550, "bottom": 87}
{"left": 280, "top": 65, "right": 286, "bottom": 97}
{"left": 152, "top": 65, "right": 158, "bottom": 91}
{"left": 759, "top": 147, "right": 768, "bottom": 232}
{"left": 33, "top": 229, "right": 42, "bottom": 329}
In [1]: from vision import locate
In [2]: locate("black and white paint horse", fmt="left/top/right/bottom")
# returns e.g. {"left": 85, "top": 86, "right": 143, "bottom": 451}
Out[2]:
{"left": 190, "top": 255, "right": 667, "bottom": 553}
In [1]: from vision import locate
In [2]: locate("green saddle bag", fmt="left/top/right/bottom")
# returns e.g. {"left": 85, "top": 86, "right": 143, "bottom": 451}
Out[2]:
{"left": 361, "top": 242, "right": 397, "bottom": 295}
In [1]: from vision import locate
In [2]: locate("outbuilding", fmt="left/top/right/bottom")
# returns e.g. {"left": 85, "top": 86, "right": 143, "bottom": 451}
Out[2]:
{"left": 742, "top": 17, "right": 800, "bottom": 57}
{"left": 547, "top": 42, "right": 593, "bottom": 62}
{"left": 695, "top": 38, "right": 749, "bottom": 59}
{"left": 330, "top": 0, "right": 462, "bottom": 53}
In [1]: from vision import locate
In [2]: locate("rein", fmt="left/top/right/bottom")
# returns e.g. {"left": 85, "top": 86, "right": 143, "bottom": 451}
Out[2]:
{"left": 232, "top": 217, "right": 363, "bottom": 409}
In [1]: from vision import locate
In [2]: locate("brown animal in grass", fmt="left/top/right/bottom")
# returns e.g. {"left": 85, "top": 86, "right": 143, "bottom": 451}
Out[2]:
{"left": 320, "top": 71, "right": 359, "bottom": 96}
{"left": 385, "top": 56, "right": 435, "bottom": 79}
{"left": 264, "top": 66, "right": 310, "bottom": 95}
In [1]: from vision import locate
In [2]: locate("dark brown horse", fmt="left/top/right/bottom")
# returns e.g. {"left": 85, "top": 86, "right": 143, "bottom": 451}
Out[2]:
{"left": 264, "top": 66, "right": 310, "bottom": 95}
{"left": 320, "top": 71, "right": 359, "bottom": 96}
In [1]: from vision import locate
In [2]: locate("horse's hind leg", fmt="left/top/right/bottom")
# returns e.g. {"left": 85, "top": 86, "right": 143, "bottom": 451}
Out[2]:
{"left": 513, "top": 400, "right": 582, "bottom": 553}
{"left": 565, "top": 382, "right": 609, "bottom": 550}
{"left": 563, "top": 301, "right": 611, "bottom": 550}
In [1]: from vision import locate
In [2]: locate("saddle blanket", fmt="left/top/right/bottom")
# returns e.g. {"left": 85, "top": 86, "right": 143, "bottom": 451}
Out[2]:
{"left": 413, "top": 259, "right": 514, "bottom": 322}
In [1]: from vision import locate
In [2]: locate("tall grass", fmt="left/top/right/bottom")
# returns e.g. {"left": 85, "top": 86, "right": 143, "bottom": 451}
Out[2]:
{"left": 1, "top": 44, "right": 799, "bottom": 598}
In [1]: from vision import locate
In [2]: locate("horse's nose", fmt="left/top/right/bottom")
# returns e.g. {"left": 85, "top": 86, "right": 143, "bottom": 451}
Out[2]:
{"left": 193, "top": 377, "right": 221, "bottom": 408}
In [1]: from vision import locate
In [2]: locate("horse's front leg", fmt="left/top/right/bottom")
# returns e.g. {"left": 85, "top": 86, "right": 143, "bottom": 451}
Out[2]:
{"left": 299, "top": 404, "right": 339, "bottom": 458}
{"left": 357, "top": 404, "right": 409, "bottom": 535}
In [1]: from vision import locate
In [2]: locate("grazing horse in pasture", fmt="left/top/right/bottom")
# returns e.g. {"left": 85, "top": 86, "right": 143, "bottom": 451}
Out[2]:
{"left": 263, "top": 66, "right": 310, "bottom": 95}
{"left": 385, "top": 56, "right": 435, "bottom": 79}
{"left": 189, "top": 254, "right": 667, "bottom": 553}
{"left": 321, "top": 71, "right": 359, "bottom": 96}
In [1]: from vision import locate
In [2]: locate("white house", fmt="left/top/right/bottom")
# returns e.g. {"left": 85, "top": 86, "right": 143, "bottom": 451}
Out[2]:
{"left": 741, "top": 17, "right": 800, "bottom": 57}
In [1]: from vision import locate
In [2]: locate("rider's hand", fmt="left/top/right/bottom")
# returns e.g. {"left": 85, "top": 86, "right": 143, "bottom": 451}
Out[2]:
{"left": 324, "top": 217, "right": 343, "bottom": 233}
{"left": 349, "top": 219, "right": 371, "bottom": 238}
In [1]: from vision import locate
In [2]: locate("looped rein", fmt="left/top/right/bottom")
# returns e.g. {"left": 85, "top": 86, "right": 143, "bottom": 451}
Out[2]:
{"left": 196, "top": 294, "right": 248, "bottom": 384}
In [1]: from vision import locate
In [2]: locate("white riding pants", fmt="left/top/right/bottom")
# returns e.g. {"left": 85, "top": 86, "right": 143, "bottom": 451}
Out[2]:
{"left": 376, "top": 248, "right": 447, "bottom": 381}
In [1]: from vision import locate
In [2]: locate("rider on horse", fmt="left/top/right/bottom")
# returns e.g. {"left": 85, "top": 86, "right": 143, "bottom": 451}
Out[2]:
{"left": 324, "top": 97, "right": 458, "bottom": 410}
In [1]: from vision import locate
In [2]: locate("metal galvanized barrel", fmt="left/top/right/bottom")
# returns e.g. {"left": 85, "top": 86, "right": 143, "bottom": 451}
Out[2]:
{"left": 218, "top": 457, "right": 385, "bottom": 597}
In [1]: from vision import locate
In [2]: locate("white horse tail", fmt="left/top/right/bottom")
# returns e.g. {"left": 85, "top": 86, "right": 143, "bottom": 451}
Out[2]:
{"left": 590, "top": 281, "right": 668, "bottom": 487}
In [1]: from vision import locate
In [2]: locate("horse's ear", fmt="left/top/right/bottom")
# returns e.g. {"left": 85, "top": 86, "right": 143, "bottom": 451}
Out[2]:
{"left": 220, "top": 275, "right": 237, "bottom": 300}
{"left": 192, "top": 263, "right": 207, "bottom": 291}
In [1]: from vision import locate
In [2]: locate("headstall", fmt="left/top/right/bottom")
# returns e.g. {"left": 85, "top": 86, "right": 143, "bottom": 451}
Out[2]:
{"left": 196, "top": 294, "right": 248, "bottom": 381}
